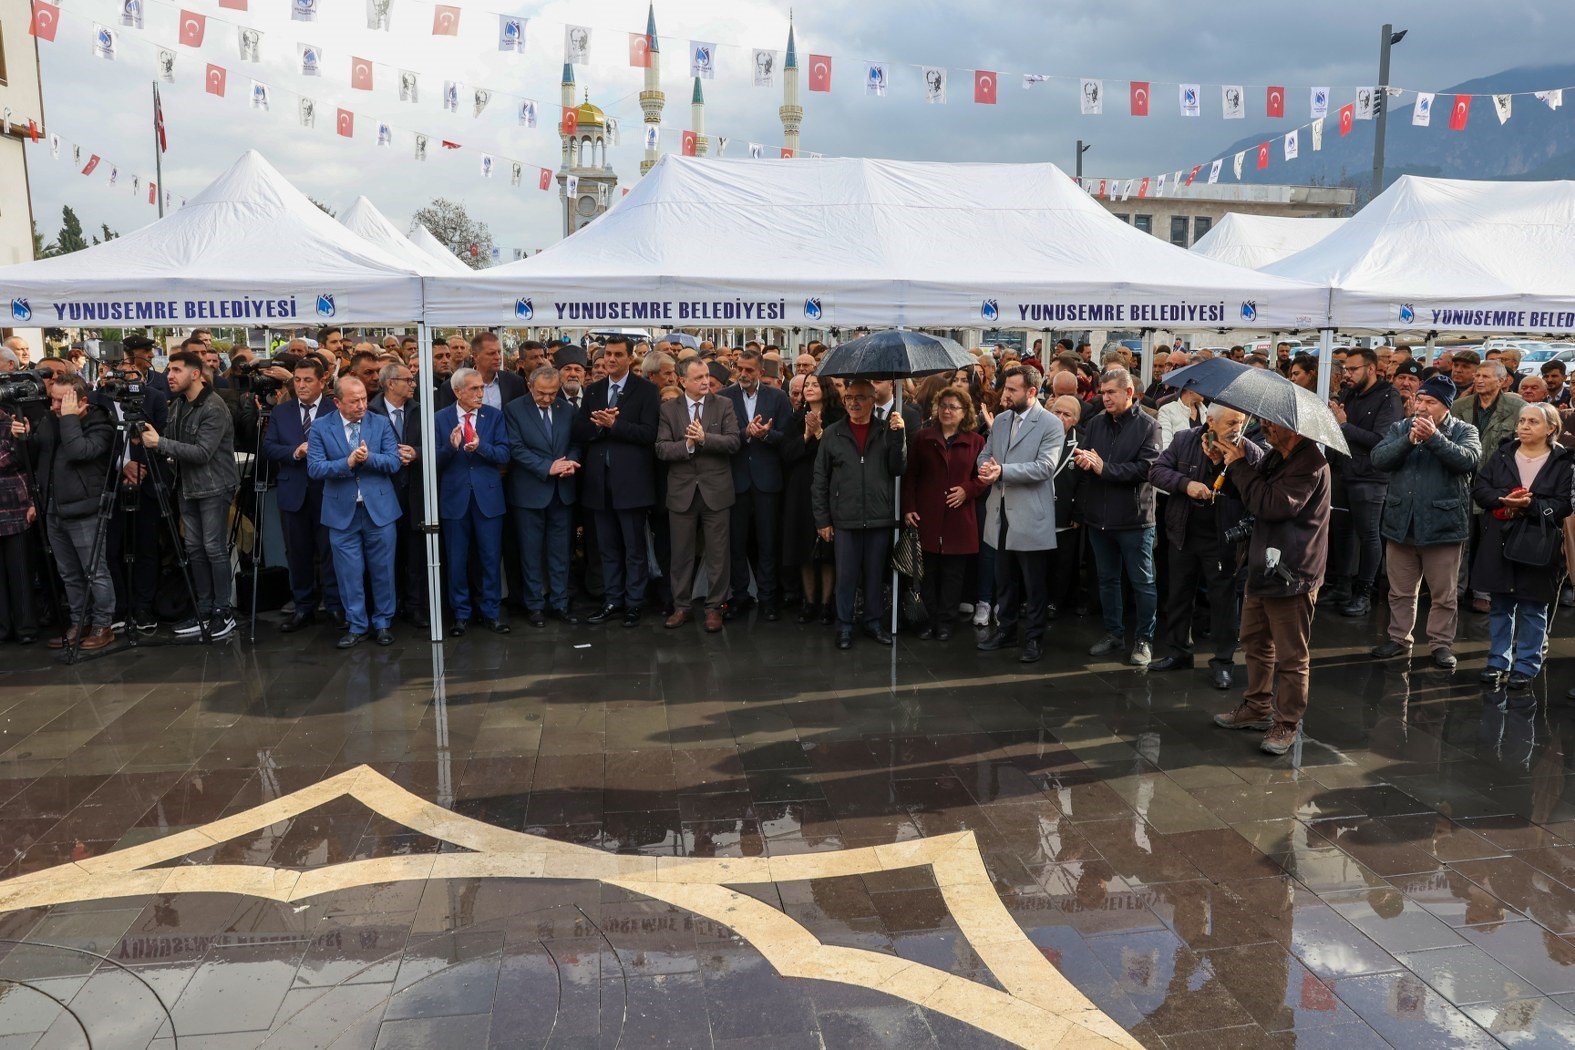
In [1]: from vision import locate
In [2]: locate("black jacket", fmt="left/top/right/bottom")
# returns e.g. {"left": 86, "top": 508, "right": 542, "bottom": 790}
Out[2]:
{"left": 1151, "top": 426, "right": 1263, "bottom": 550}
{"left": 34, "top": 405, "right": 115, "bottom": 520}
{"left": 572, "top": 372, "right": 660, "bottom": 511}
{"left": 1075, "top": 403, "right": 1160, "bottom": 530}
{"left": 1337, "top": 379, "right": 1406, "bottom": 486}
{"left": 812, "top": 417, "right": 907, "bottom": 530}
{"left": 1228, "top": 437, "right": 1332, "bottom": 598}
{"left": 1470, "top": 440, "right": 1574, "bottom": 605}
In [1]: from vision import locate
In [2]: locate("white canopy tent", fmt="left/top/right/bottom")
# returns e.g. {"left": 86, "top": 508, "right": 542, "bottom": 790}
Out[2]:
{"left": 0, "top": 150, "right": 425, "bottom": 325}
{"left": 340, "top": 196, "right": 473, "bottom": 276}
{"left": 1264, "top": 175, "right": 1575, "bottom": 334}
{"left": 423, "top": 156, "right": 1329, "bottom": 331}
{"left": 1190, "top": 214, "right": 1346, "bottom": 270}
{"left": 409, "top": 225, "right": 474, "bottom": 275}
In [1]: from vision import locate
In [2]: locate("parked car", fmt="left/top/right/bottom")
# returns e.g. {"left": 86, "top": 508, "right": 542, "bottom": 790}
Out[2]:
{"left": 1518, "top": 345, "right": 1575, "bottom": 375}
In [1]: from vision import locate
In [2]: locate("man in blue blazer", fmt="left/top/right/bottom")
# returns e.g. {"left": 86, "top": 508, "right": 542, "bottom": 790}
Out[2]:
{"left": 436, "top": 367, "right": 511, "bottom": 636}
{"left": 720, "top": 349, "right": 793, "bottom": 620}
{"left": 307, "top": 376, "right": 403, "bottom": 648}
{"left": 261, "top": 356, "right": 344, "bottom": 631}
{"left": 504, "top": 365, "right": 581, "bottom": 628}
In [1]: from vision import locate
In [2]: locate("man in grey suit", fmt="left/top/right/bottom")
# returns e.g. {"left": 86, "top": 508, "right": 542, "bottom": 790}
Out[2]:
{"left": 657, "top": 358, "right": 742, "bottom": 632}
{"left": 976, "top": 366, "right": 1064, "bottom": 664}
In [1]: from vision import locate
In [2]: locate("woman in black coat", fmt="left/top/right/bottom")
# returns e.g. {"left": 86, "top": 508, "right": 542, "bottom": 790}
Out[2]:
{"left": 781, "top": 375, "right": 844, "bottom": 624}
{"left": 1471, "top": 402, "right": 1574, "bottom": 689}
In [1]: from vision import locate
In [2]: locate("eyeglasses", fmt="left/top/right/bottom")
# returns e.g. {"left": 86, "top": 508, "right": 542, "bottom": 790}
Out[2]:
{"left": 388, "top": 375, "right": 414, "bottom": 384}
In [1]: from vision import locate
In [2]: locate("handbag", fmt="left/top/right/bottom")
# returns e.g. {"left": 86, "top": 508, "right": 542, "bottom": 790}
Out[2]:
{"left": 1503, "top": 507, "right": 1559, "bottom": 567}
{"left": 892, "top": 526, "right": 924, "bottom": 582}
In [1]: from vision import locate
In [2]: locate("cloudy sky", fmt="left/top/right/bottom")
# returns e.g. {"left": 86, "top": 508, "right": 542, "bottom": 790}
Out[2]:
{"left": 27, "top": 0, "right": 1575, "bottom": 257}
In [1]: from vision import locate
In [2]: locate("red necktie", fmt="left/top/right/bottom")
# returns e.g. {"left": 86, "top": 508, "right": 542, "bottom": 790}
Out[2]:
{"left": 463, "top": 412, "right": 477, "bottom": 444}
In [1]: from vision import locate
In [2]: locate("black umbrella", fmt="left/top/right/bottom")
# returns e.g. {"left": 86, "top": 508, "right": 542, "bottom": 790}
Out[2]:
{"left": 1164, "top": 357, "right": 1350, "bottom": 455}
{"left": 814, "top": 330, "right": 974, "bottom": 380}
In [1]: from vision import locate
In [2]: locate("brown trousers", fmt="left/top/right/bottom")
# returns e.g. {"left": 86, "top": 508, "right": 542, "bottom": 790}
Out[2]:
{"left": 669, "top": 490, "right": 732, "bottom": 611}
{"left": 1240, "top": 591, "right": 1315, "bottom": 729}
{"left": 1385, "top": 541, "right": 1463, "bottom": 650}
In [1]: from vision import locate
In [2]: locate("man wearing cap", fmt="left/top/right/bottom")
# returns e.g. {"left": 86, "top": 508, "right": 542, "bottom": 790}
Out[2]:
{"left": 554, "top": 346, "right": 590, "bottom": 413}
{"left": 1368, "top": 377, "right": 1481, "bottom": 668}
{"left": 1391, "top": 359, "right": 1424, "bottom": 416}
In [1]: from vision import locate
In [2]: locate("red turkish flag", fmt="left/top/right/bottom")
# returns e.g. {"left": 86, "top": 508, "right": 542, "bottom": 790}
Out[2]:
{"left": 1129, "top": 81, "right": 1150, "bottom": 116}
{"left": 218, "top": 0, "right": 247, "bottom": 8}
{"left": 1256, "top": 141, "right": 1270, "bottom": 169}
{"left": 336, "top": 108, "right": 354, "bottom": 137}
{"left": 781, "top": 147, "right": 795, "bottom": 159}
{"left": 682, "top": 130, "right": 697, "bottom": 156}
{"left": 27, "top": 120, "right": 39, "bottom": 143}
{"left": 441, "top": 140, "right": 461, "bottom": 149}
{"left": 1137, "top": 176, "right": 1149, "bottom": 198}
{"left": 81, "top": 154, "right": 100, "bottom": 175}
{"left": 629, "top": 33, "right": 651, "bottom": 68}
{"left": 1097, "top": 178, "right": 1107, "bottom": 198}
{"left": 148, "top": 181, "right": 157, "bottom": 204}
{"left": 538, "top": 168, "right": 551, "bottom": 191}
{"left": 1338, "top": 103, "right": 1354, "bottom": 136}
{"left": 431, "top": 5, "right": 460, "bottom": 36}
{"left": 351, "top": 58, "right": 374, "bottom": 91}
{"left": 178, "top": 10, "right": 205, "bottom": 47}
{"left": 29, "top": 1, "right": 60, "bottom": 42}
{"left": 1266, "top": 85, "right": 1285, "bottom": 118}
{"left": 1186, "top": 164, "right": 1201, "bottom": 186}
{"left": 205, "top": 63, "right": 226, "bottom": 96}
{"left": 974, "top": 70, "right": 997, "bottom": 105}
{"left": 1449, "top": 94, "right": 1471, "bottom": 131}
{"left": 562, "top": 108, "right": 577, "bottom": 136}
{"left": 808, "top": 55, "right": 832, "bottom": 92}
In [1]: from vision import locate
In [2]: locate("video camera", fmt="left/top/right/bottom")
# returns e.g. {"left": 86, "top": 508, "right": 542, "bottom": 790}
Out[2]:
{"left": 0, "top": 369, "right": 50, "bottom": 407}
{"left": 99, "top": 375, "right": 149, "bottom": 422}
{"left": 231, "top": 358, "right": 288, "bottom": 405}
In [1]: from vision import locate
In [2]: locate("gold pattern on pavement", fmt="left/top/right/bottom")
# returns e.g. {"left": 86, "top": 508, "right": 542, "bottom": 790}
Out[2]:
{"left": 0, "top": 765, "right": 1139, "bottom": 1049}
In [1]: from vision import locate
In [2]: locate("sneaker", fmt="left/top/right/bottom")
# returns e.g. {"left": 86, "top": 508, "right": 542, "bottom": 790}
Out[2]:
{"left": 1128, "top": 641, "right": 1152, "bottom": 667}
{"left": 110, "top": 618, "right": 127, "bottom": 632}
{"left": 132, "top": 613, "right": 158, "bottom": 632}
{"left": 1261, "top": 724, "right": 1298, "bottom": 755}
{"left": 1340, "top": 594, "right": 1371, "bottom": 617}
{"left": 958, "top": 602, "right": 975, "bottom": 615}
{"left": 1088, "top": 634, "right": 1124, "bottom": 657}
{"left": 972, "top": 603, "right": 992, "bottom": 628}
{"left": 208, "top": 609, "right": 237, "bottom": 640}
{"left": 172, "top": 616, "right": 205, "bottom": 637}
{"left": 1213, "top": 704, "right": 1273, "bottom": 731}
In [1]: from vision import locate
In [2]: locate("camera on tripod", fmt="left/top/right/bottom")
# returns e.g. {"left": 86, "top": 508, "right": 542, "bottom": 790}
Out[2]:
{"left": 232, "top": 359, "right": 287, "bottom": 405}
{"left": 99, "top": 376, "right": 148, "bottom": 422}
{"left": 0, "top": 370, "right": 50, "bottom": 407}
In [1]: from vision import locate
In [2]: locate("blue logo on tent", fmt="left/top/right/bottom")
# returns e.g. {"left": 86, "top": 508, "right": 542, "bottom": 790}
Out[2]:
{"left": 315, "top": 294, "right": 335, "bottom": 318}
{"left": 981, "top": 299, "right": 999, "bottom": 322}
{"left": 515, "top": 297, "right": 534, "bottom": 321}
{"left": 8, "top": 299, "right": 30, "bottom": 323}
{"left": 1399, "top": 303, "right": 1415, "bottom": 324}
{"left": 803, "top": 297, "right": 823, "bottom": 321}
{"left": 1240, "top": 301, "right": 1258, "bottom": 322}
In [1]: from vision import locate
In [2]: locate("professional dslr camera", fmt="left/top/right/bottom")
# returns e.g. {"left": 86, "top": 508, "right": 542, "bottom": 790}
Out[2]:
{"left": 0, "top": 369, "right": 50, "bottom": 407}
{"left": 232, "top": 358, "right": 288, "bottom": 405}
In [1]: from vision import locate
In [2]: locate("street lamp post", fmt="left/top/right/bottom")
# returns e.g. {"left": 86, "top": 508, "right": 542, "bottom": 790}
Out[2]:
{"left": 1076, "top": 140, "right": 1092, "bottom": 179}
{"left": 1371, "top": 24, "right": 1408, "bottom": 197}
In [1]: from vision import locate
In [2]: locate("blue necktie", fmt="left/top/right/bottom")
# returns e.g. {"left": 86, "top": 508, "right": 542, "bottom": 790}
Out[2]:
{"left": 349, "top": 421, "right": 361, "bottom": 447}
{"left": 607, "top": 382, "right": 620, "bottom": 409}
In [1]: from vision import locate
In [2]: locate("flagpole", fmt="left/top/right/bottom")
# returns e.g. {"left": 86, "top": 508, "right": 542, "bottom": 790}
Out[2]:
{"left": 152, "top": 81, "right": 165, "bottom": 218}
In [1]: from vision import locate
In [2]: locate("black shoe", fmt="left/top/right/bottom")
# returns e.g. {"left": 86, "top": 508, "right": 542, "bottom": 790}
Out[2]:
{"left": 132, "top": 613, "right": 158, "bottom": 633}
{"left": 547, "top": 607, "right": 580, "bottom": 625}
{"left": 448, "top": 620, "right": 469, "bottom": 637}
{"left": 336, "top": 631, "right": 366, "bottom": 649}
{"left": 863, "top": 624, "right": 893, "bottom": 645}
{"left": 976, "top": 631, "right": 1019, "bottom": 651}
{"left": 408, "top": 608, "right": 430, "bottom": 628}
{"left": 484, "top": 618, "right": 511, "bottom": 635}
{"left": 819, "top": 606, "right": 835, "bottom": 626}
{"left": 330, "top": 609, "right": 349, "bottom": 630}
{"left": 763, "top": 602, "right": 780, "bottom": 622}
{"left": 375, "top": 629, "right": 395, "bottom": 646}
{"left": 797, "top": 602, "right": 819, "bottom": 624}
{"left": 724, "top": 598, "right": 755, "bottom": 621}
{"left": 279, "top": 610, "right": 316, "bottom": 633}
{"left": 836, "top": 629, "right": 853, "bottom": 650}
{"left": 935, "top": 624, "right": 953, "bottom": 642}
{"left": 1432, "top": 648, "right": 1457, "bottom": 670}
{"left": 1087, "top": 634, "right": 1124, "bottom": 657}
{"left": 527, "top": 610, "right": 546, "bottom": 628}
{"left": 1370, "top": 640, "right": 1410, "bottom": 660}
{"left": 1209, "top": 662, "right": 1234, "bottom": 690}
{"left": 622, "top": 608, "right": 642, "bottom": 628}
{"left": 1507, "top": 671, "right": 1533, "bottom": 691}
{"left": 1149, "top": 654, "right": 1194, "bottom": 672}
{"left": 586, "top": 604, "right": 624, "bottom": 625}
{"left": 1480, "top": 667, "right": 1505, "bottom": 685}
{"left": 1341, "top": 594, "right": 1372, "bottom": 617}
{"left": 917, "top": 626, "right": 935, "bottom": 640}
{"left": 1019, "top": 640, "right": 1043, "bottom": 663}
{"left": 1318, "top": 587, "right": 1352, "bottom": 608}
{"left": 1045, "top": 603, "right": 1060, "bottom": 621}
{"left": 208, "top": 610, "right": 237, "bottom": 640}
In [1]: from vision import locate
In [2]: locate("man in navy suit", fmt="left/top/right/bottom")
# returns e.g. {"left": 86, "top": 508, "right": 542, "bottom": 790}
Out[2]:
{"left": 572, "top": 335, "right": 659, "bottom": 627}
{"left": 504, "top": 365, "right": 581, "bottom": 628}
{"left": 721, "top": 349, "right": 793, "bottom": 620}
{"left": 261, "top": 356, "right": 343, "bottom": 631}
{"left": 368, "top": 360, "right": 428, "bottom": 627}
{"left": 436, "top": 367, "right": 511, "bottom": 636}
{"left": 307, "top": 376, "right": 403, "bottom": 648}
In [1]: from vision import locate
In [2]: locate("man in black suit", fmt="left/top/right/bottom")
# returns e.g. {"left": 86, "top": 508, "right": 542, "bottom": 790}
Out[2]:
{"left": 367, "top": 360, "right": 428, "bottom": 627}
{"left": 261, "top": 356, "right": 343, "bottom": 631}
{"left": 572, "top": 334, "right": 659, "bottom": 627}
{"left": 721, "top": 349, "right": 792, "bottom": 620}
{"left": 437, "top": 332, "right": 525, "bottom": 410}
{"left": 871, "top": 379, "right": 922, "bottom": 437}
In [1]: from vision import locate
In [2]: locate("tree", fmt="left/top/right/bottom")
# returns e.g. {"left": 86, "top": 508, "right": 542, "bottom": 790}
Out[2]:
{"left": 31, "top": 220, "right": 44, "bottom": 260}
{"left": 410, "top": 197, "right": 493, "bottom": 270}
{"left": 309, "top": 197, "right": 336, "bottom": 218}
{"left": 47, "top": 205, "right": 89, "bottom": 256}
{"left": 92, "top": 223, "right": 120, "bottom": 246}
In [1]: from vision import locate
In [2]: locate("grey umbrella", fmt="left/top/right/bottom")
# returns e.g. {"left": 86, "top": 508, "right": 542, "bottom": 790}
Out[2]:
{"left": 1164, "top": 358, "right": 1350, "bottom": 455}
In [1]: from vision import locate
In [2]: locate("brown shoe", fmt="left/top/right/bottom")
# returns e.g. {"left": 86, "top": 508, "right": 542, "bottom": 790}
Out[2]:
{"left": 663, "top": 609, "right": 691, "bottom": 629}
{"left": 47, "top": 625, "right": 80, "bottom": 650}
{"left": 1261, "top": 724, "right": 1299, "bottom": 755}
{"left": 1213, "top": 704, "right": 1272, "bottom": 731}
{"left": 704, "top": 609, "right": 724, "bottom": 633}
{"left": 1471, "top": 597, "right": 1491, "bottom": 614}
{"left": 77, "top": 627, "right": 115, "bottom": 651}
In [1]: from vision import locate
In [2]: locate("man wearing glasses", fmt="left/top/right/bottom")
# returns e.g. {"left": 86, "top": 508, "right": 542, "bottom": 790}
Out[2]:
{"left": 1325, "top": 348, "right": 1405, "bottom": 617}
{"left": 368, "top": 362, "right": 427, "bottom": 627}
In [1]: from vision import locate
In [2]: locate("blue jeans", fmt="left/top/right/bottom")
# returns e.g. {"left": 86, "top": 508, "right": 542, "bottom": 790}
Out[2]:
{"left": 1487, "top": 594, "right": 1550, "bottom": 676}
{"left": 1088, "top": 525, "right": 1157, "bottom": 642}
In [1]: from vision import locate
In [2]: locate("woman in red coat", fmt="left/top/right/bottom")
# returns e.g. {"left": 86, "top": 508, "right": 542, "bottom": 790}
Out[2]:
{"left": 903, "top": 387, "right": 987, "bottom": 641}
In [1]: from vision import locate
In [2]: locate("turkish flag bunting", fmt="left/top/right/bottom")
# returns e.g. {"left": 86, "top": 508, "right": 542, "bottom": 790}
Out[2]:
{"left": 682, "top": 131, "right": 697, "bottom": 156}
{"left": 27, "top": 120, "right": 39, "bottom": 143}
{"left": 29, "top": 1, "right": 60, "bottom": 42}
{"left": 629, "top": 33, "right": 651, "bottom": 68}
{"left": 432, "top": 5, "right": 460, "bottom": 36}
{"left": 1137, "top": 176, "right": 1149, "bottom": 198}
{"left": 1338, "top": 103, "right": 1354, "bottom": 136}
{"left": 562, "top": 108, "right": 578, "bottom": 136}
{"left": 441, "top": 140, "right": 461, "bottom": 149}
{"left": 781, "top": 147, "right": 795, "bottom": 158}
{"left": 218, "top": 0, "right": 246, "bottom": 8}
{"left": 1449, "top": 94, "right": 1471, "bottom": 131}
{"left": 1129, "top": 81, "right": 1150, "bottom": 116}
{"left": 1266, "top": 85, "right": 1285, "bottom": 118}
{"left": 808, "top": 55, "right": 831, "bottom": 92}
{"left": 205, "top": 63, "right": 226, "bottom": 96}
{"left": 1098, "top": 178, "right": 1107, "bottom": 198}
{"left": 974, "top": 70, "right": 997, "bottom": 104}
{"left": 337, "top": 108, "right": 354, "bottom": 137}
{"left": 1256, "top": 142, "right": 1270, "bottom": 169}
{"left": 1186, "top": 164, "right": 1201, "bottom": 186}
{"left": 148, "top": 181, "right": 157, "bottom": 204}
{"left": 351, "top": 58, "right": 374, "bottom": 91}
{"left": 81, "top": 154, "right": 100, "bottom": 175}
{"left": 538, "top": 168, "right": 551, "bottom": 191}
{"left": 178, "top": 10, "right": 205, "bottom": 47}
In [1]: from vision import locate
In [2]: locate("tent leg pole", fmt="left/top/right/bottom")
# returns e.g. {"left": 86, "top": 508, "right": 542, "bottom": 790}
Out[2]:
{"left": 1315, "top": 328, "right": 1334, "bottom": 403}
{"left": 418, "top": 321, "right": 444, "bottom": 644}
{"left": 892, "top": 384, "right": 903, "bottom": 638}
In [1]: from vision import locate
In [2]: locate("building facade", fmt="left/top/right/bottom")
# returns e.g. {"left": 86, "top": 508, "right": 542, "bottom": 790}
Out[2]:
{"left": 1095, "top": 182, "right": 1356, "bottom": 248}
{"left": 0, "top": 0, "right": 43, "bottom": 343}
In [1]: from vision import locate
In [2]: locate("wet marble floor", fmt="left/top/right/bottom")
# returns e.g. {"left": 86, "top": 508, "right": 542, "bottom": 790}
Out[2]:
{"left": 2, "top": 601, "right": 1575, "bottom": 1048}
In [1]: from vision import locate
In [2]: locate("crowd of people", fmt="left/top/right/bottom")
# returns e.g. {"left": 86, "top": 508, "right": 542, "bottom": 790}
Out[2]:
{"left": 0, "top": 326, "right": 1571, "bottom": 755}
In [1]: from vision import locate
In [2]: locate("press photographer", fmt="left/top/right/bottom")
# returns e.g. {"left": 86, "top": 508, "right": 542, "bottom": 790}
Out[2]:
{"left": 0, "top": 398, "right": 39, "bottom": 645}
{"left": 96, "top": 357, "right": 170, "bottom": 632}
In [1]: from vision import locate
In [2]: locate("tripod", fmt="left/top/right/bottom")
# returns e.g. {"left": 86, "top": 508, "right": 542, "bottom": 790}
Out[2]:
{"left": 6, "top": 400, "right": 67, "bottom": 631}
{"left": 244, "top": 400, "right": 275, "bottom": 644}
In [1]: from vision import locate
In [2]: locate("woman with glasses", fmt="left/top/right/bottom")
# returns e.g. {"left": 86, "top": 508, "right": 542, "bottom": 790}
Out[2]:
{"left": 902, "top": 388, "right": 985, "bottom": 641}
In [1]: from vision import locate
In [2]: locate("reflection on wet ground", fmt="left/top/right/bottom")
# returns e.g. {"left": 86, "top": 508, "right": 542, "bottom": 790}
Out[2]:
{"left": 3, "top": 603, "right": 1575, "bottom": 1047}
